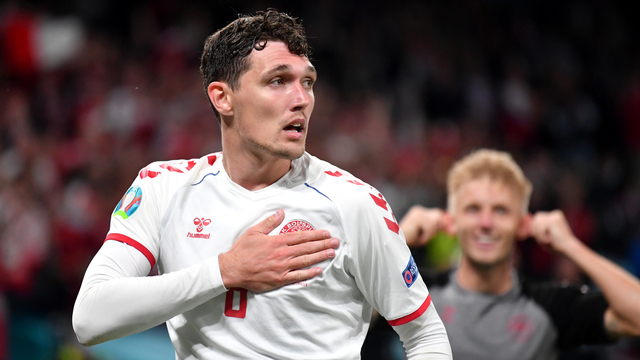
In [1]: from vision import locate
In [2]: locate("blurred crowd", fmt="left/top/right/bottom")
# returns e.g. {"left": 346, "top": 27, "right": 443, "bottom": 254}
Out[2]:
{"left": 0, "top": 0, "right": 639, "bottom": 359}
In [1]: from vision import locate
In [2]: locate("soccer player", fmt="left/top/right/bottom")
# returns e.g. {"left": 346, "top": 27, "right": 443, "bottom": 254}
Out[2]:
{"left": 72, "top": 9, "right": 451, "bottom": 359}
{"left": 400, "top": 149, "right": 640, "bottom": 360}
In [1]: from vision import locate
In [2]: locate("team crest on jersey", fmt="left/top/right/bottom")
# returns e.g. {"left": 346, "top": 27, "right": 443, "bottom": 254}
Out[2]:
{"left": 279, "top": 219, "right": 315, "bottom": 234}
{"left": 280, "top": 219, "right": 315, "bottom": 287}
{"left": 402, "top": 255, "right": 419, "bottom": 288}
{"left": 113, "top": 186, "right": 142, "bottom": 219}
{"left": 507, "top": 314, "right": 535, "bottom": 343}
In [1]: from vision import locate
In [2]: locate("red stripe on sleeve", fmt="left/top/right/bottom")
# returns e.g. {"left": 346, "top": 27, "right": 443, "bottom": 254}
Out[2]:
{"left": 105, "top": 233, "right": 156, "bottom": 268}
{"left": 387, "top": 295, "right": 432, "bottom": 327}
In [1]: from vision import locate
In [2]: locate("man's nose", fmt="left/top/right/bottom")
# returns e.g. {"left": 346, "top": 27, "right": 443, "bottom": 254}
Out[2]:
{"left": 479, "top": 210, "right": 493, "bottom": 228}
{"left": 290, "top": 82, "right": 311, "bottom": 111}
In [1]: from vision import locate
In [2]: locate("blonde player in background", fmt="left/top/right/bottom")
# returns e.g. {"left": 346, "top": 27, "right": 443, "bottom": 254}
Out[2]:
{"left": 400, "top": 149, "right": 640, "bottom": 360}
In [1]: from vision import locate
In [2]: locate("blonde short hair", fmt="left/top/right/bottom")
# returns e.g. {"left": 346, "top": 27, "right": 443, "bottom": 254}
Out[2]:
{"left": 447, "top": 149, "right": 532, "bottom": 214}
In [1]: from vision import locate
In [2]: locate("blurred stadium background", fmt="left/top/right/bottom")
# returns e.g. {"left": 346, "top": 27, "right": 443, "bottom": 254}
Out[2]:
{"left": 0, "top": 0, "right": 639, "bottom": 359}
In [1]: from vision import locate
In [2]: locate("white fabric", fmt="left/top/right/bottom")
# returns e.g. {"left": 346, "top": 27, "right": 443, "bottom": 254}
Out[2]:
{"left": 72, "top": 241, "right": 226, "bottom": 346}
{"left": 73, "top": 152, "right": 451, "bottom": 359}
{"left": 395, "top": 305, "right": 452, "bottom": 358}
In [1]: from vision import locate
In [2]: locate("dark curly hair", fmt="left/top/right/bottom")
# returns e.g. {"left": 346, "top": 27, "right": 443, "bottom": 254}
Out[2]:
{"left": 200, "top": 9, "right": 312, "bottom": 120}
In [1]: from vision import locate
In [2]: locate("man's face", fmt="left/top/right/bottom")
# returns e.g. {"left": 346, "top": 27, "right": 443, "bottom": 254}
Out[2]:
{"left": 449, "top": 177, "right": 526, "bottom": 269}
{"left": 228, "top": 41, "right": 316, "bottom": 160}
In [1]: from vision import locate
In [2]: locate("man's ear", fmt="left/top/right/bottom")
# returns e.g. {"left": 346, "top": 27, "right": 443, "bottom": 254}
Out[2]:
{"left": 517, "top": 213, "right": 533, "bottom": 241}
{"left": 207, "top": 81, "right": 233, "bottom": 116}
{"left": 443, "top": 211, "right": 457, "bottom": 236}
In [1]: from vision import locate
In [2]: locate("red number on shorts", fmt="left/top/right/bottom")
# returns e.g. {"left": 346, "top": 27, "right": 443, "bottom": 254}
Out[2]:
{"left": 224, "top": 288, "right": 247, "bottom": 318}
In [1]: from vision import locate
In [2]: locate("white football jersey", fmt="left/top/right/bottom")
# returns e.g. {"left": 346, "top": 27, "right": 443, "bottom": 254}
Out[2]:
{"left": 107, "top": 152, "right": 434, "bottom": 359}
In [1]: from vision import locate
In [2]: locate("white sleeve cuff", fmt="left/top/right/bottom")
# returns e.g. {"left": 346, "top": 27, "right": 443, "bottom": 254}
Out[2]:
{"left": 394, "top": 304, "right": 452, "bottom": 359}
{"left": 204, "top": 254, "right": 228, "bottom": 293}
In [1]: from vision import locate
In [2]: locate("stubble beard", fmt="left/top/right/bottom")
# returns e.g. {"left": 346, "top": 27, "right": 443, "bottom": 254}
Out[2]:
{"left": 248, "top": 138, "right": 306, "bottom": 160}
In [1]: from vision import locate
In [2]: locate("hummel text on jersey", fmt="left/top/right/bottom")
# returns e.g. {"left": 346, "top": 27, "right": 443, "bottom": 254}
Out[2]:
{"left": 187, "top": 232, "right": 211, "bottom": 239}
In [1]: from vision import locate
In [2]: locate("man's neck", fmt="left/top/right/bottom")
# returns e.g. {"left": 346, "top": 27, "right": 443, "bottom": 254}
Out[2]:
{"left": 456, "top": 257, "right": 514, "bottom": 295}
{"left": 221, "top": 149, "right": 293, "bottom": 191}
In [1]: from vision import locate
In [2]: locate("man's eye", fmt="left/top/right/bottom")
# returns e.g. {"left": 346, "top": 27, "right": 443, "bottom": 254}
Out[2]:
{"left": 271, "top": 78, "right": 283, "bottom": 85}
{"left": 465, "top": 205, "right": 480, "bottom": 213}
{"left": 303, "top": 79, "right": 314, "bottom": 87}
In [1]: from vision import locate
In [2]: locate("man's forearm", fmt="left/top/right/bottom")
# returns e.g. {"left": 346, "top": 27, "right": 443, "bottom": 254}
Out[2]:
{"left": 562, "top": 239, "right": 640, "bottom": 336}
{"left": 73, "top": 241, "right": 227, "bottom": 346}
{"left": 393, "top": 304, "right": 452, "bottom": 359}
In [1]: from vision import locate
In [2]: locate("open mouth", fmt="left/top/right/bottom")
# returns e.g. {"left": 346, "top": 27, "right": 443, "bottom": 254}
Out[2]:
{"left": 476, "top": 235, "right": 493, "bottom": 244}
{"left": 474, "top": 235, "right": 498, "bottom": 250}
{"left": 284, "top": 123, "right": 304, "bottom": 133}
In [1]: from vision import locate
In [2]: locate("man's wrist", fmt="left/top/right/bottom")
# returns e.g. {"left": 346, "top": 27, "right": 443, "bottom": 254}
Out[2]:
{"left": 218, "top": 253, "right": 234, "bottom": 290}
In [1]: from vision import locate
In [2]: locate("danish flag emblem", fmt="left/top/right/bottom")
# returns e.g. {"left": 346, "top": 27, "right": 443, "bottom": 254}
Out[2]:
{"left": 193, "top": 217, "right": 211, "bottom": 232}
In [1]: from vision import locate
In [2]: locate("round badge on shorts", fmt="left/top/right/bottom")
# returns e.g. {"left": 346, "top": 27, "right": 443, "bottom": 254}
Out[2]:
{"left": 113, "top": 185, "right": 143, "bottom": 219}
{"left": 280, "top": 219, "right": 315, "bottom": 233}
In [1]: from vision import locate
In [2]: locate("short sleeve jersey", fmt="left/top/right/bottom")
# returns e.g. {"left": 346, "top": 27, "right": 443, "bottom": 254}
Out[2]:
{"left": 106, "top": 152, "right": 432, "bottom": 360}
{"left": 425, "top": 269, "right": 612, "bottom": 360}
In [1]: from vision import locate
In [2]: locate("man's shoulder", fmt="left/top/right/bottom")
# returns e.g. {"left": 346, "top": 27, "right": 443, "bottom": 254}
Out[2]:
{"left": 308, "top": 155, "right": 381, "bottom": 200}
{"left": 134, "top": 152, "right": 222, "bottom": 190}
{"left": 520, "top": 277, "right": 612, "bottom": 348}
{"left": 520, "top": 277, "right": 585, "bottom": 302}
{"left": 306, "top": 157, "right": 403, "bottom": 231}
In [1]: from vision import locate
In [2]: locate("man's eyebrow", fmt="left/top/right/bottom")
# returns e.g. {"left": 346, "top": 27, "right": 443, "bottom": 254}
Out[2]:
{"left": 262, "top": 64, "right": 317, "bottom": 79}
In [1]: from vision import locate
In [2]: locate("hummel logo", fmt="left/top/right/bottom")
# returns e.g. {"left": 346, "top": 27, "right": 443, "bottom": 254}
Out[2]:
{"left": 194, "top": 217, "right": 211, "bottom": 232}
{"left": 188, "top": 217, "right": 212, "bottom": 240}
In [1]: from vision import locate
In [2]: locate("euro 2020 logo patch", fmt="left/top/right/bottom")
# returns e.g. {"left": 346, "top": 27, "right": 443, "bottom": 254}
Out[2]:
{"left": 403, "top": 255, "right": 419, "bottom": 288}
{"left": 113, "top": 185, "right": 142, "bottom": 219}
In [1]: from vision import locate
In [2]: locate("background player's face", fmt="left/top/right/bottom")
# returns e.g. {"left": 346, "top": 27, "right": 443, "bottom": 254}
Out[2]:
{"left": 449, "top": 177, "right": 526, "bottom": 269}
{"left": 229, "top": 41, "right": 316, "bottom": 160}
